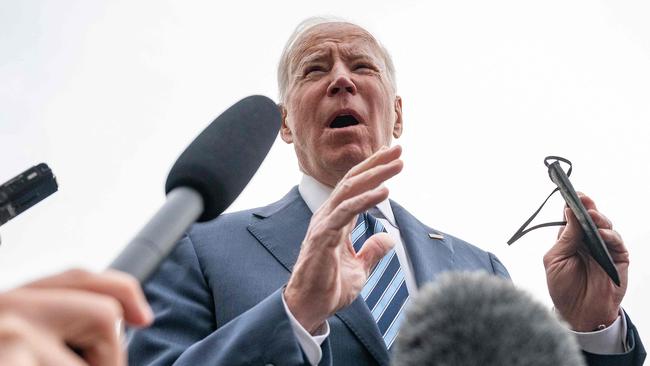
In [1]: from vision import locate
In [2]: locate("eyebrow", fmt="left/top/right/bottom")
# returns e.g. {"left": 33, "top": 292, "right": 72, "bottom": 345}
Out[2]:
{"left": 339, "top": 45, "right": 380, "bottom": 63}
{"left": 291, "top": 45, "right": 382, "bottom": 76}
{"left": 346, "top": 54, "right": 377, "bottom": 63}
{"left": 297, "top": 51, "right": 330, "bottom": 68}
{"left": 299, "top": 52, "right": 377, "bottom": 68}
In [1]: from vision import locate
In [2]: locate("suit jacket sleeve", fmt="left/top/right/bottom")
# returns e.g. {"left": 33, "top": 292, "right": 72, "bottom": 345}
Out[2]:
{"left": 488, "top": 252, "right": 511, "bottom": 280}
{"left": 127, "top": 234, "right": 315, "bottom": 366}
{"left": 582, "top": 312, "right": 646, "bottom": 366}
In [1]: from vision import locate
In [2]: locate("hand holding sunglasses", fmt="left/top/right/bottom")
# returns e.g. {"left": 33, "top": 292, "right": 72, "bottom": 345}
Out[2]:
{"left": 508, "top": 156, "right": 621, "bottom": 286}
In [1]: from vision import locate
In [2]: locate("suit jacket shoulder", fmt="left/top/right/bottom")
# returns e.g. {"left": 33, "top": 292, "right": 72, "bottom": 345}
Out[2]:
{"left": 187, "top": 187, "right": 300, "bottom": 246}
{"left": 389, "top": 199, "right": 510, "bottom": 284}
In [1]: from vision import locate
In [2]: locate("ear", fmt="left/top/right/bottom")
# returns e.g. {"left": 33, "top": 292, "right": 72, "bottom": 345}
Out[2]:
{"left": 392, "top": 96, "right": 403, "bottom": 138}
{"left": 279, "top": 104, "right": 294, "bottom": 144}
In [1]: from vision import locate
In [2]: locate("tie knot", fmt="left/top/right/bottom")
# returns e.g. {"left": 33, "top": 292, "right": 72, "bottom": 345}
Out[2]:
{"left": 365, "top": 212, "right": 385, "bottom": 234}
{"left": 352, "top": 211, "right": 387, "bottom": 252}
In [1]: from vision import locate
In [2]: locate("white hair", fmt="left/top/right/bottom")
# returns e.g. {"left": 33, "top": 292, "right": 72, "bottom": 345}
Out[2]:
{"left": 277, "top": 17, "right": 397, "bottom": 104}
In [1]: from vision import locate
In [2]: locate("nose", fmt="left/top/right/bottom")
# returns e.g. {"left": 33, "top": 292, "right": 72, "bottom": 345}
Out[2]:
{"left": 327, "top": 65, "right": 357, "bottom": 97}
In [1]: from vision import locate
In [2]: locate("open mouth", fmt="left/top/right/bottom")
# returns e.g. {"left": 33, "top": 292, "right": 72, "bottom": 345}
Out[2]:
{"left": 329, "top": 114, "right": 360, "bottom": 129}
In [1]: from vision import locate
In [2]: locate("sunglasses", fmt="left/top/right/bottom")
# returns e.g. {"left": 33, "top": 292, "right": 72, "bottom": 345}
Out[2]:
{"left": 507, "top": 156, "right": 620, "bottom": 286}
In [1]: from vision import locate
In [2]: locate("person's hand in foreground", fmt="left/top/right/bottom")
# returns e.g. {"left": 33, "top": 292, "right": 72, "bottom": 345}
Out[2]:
{"left": 0, "top": 269, "right": 153, "bottom": 366}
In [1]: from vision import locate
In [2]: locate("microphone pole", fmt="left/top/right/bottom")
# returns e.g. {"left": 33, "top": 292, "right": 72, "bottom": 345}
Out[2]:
{"left": 108, "top": 187, "right": 202, "bottom": 282}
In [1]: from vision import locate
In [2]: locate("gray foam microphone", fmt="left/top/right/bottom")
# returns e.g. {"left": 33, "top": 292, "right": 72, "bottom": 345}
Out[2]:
{"left": 109, "top": 95, "right": 281, "bottom": 283}
{"left": 392, "top": 272, "right": 586, "bottom": 366}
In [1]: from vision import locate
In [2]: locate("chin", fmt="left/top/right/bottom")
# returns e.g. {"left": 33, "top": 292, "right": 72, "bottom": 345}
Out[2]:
{"left": 326, "top": 145, "right": 371, "bottom": 172}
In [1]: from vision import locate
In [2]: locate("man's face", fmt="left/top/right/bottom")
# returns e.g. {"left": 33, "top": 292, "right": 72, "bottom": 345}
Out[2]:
{"left": 281, "top": 23, "right": 403, "bottom": 187}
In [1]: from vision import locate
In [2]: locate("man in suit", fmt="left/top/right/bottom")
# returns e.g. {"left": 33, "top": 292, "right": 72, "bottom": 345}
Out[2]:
{"left": 127, "top": 18, "right": 645, "bottom": 365}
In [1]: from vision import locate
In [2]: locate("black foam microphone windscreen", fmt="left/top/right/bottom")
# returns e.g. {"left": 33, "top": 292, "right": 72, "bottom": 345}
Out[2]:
{"left": 165, "top": 95, "right": 282, "bottom": 222}
{"left": 392, "top": 272, "right": 586, "bottom": 366}
{"left": 110, "top": 95, "right": 281, "bottom": 282}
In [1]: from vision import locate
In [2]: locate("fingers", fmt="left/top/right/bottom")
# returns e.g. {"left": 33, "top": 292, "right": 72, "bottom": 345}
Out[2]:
{"left": 345, "top": 145, "right": 402, "bottom": 179}
{"left": 25, "top": 269, "right": 153, "bottom": 327}
{"left": 43, "top": 343, "right": 88, "bottom": 366}
{"left": 598, "top": 229, "right": 623, "bottom": 250}
{"left": 548, "top": 194, "right": 626, "bottom": 267}
{"left": 8, "top": 288, "right": 124, "bottom": 365}
{"left": 327, "top": 187, "right": 390, "bottom": 230}
{"left": 557, "top": 207, "right": 581, "bottom": 245}
{"left": 0, "top": 314, "right": 41, "bottom": 366}
{"left": 547, "top": 207, "right": 589, "bottom": 264}
{"left": 576, "top": 192, "right": 597, "bottom": 211}
{"left": 598, "top": 228, "right": 629, "bottom": 262}
{"left": 336, "top": 159, "right": 403, "bottom": 205}
{"left": 55, "top": 291, "right": 124, "bottom": 366}
{"left": 0, "top": 269, "right": 147, "bottom": 366}
{"left": 588, "top": 209, "right": 612, "bottom": 230}
{"left": 556, "top": 191, "right": 611, "bottom": 240}
{"left": 328, "top": 147, "right": 403, "bottom": 210}
{"left": 0, "top": 313, "right": 87, "bottom": 366}
{"left": 313, "top": 145, "right": 402, "bottom": 234}
{"left": 558, "top": 206, "right": 612, "bottom": 243}
{"left": 356, "top": 232, "right": 395, "bottom": 275}
{"left": 4, "top": 282, "right": 134, "bottom": 366}
{"left": 82, "top": 270, "right": 152, "bottom": 327}
{"left": 82, "top": 338, "right": 126, "bottom": 366}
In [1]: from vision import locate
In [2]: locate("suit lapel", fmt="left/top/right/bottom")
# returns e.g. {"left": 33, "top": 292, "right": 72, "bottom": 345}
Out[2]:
{"left": 335, "top": 298, "right": 391, "bottom": 366}
{"left": 247, "top": 187, "right": 390, "bottom": 366}
{"left": 247, "top": 187, "right": 310, "bottom": 273}
{"left": 390, "top": 200, "right": 456, "bottom": 287}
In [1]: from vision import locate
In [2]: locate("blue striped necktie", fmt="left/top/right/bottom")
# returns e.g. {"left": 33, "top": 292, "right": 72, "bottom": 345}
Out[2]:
{"left": 351, "top": 212, "right": 410, "bottom": 350}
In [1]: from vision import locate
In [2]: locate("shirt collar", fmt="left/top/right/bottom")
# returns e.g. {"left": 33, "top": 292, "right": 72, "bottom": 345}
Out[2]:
{"left": 298, "top": 174, "right": 397, "bottom": 227}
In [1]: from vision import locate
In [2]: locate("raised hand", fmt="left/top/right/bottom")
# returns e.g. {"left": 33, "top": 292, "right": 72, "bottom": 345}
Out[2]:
{"left": 284, "top": 145, "right": 403, "bottom": 333}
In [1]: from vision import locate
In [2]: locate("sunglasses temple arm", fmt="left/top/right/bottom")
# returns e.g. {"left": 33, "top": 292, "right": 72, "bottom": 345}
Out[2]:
{"left": 507, "top": 187, "right": 567, "bottom": 245}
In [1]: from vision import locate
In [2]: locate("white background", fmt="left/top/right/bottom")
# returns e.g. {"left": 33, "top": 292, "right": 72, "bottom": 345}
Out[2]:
{"left": 1, "top": 0, "right": 648, "bottom": 345}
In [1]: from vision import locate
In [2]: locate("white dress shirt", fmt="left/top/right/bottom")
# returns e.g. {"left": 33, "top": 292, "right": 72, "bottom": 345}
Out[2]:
{"left": 282, "top": 174, "right": 626, "bottom": 365}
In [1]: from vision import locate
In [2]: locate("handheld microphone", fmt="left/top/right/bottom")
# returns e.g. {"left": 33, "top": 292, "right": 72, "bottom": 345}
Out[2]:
{"left": 392, "top": 272, "right": 585, "bottom": 366}
{"left": 109, "top": 95, "right": 281, "bottom": 282}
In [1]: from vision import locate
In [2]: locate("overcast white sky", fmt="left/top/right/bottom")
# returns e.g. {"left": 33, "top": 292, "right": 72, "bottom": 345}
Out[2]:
{"left": 1, "top": 0, "right": 648, "bottom": 344}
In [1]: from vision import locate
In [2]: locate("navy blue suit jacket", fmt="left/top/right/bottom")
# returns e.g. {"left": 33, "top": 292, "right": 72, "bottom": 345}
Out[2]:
{"left": 128, "top": 187, "right": 645, "bottom": 365}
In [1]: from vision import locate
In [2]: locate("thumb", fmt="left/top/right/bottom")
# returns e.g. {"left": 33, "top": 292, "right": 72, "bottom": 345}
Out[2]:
{"left": 356, "top": 232, "right": 395, "bottom": 277}
{"left": 552, "top": 208, "right": 583, "bottom": 255}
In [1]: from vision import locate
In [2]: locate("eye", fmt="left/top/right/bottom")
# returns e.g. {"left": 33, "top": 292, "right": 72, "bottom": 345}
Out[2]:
{"left": 304, "top": 65, "right": 326, "bottom": 76}
{"left": 353, "top": 63, "right": 376, "bottom": 72}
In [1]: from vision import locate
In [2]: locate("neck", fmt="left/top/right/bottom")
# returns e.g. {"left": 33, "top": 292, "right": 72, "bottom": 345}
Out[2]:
{"left": 299, "top": 166, "right": 345, "bottom": 189}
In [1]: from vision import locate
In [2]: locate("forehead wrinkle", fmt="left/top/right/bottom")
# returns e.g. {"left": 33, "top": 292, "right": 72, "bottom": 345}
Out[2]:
{"left": 291, "top": 39, "right": 383, "bottom": 75}
{"left": 299, "top": 50, "right": 331, "bottom": 66}
{"left": 289, "top": 24, "right": 379, "bottom": 66}
{"left": 339, "top": 45, "right": 382, "bottom": 64}
{"left": 290, "top": 45, "right": 328, "bottom": 77}
{"left": 292, "top": 40, "right": 336, "bottom": 65}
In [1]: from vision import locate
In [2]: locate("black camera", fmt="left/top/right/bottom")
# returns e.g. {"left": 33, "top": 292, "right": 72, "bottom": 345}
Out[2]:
{"left": 0, "top": 163, "right": 58, "bottom": 227}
